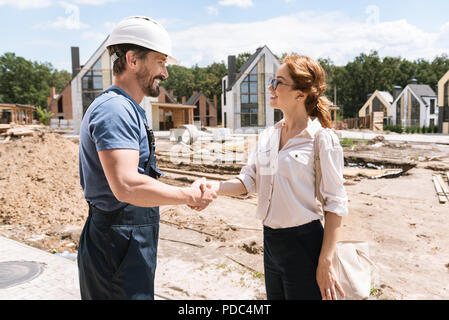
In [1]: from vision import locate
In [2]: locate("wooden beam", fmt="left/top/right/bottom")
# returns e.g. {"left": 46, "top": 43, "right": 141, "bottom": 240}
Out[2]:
{"left": 435, "top": 174, "right": 449, "bottom": 202}
{"left": 433, "top": 175, "right": 447, "bottom": 203}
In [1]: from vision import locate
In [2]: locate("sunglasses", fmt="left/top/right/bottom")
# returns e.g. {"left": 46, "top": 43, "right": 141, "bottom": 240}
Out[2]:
{"left": 269, "top": 77, "right": 294, "bottom": 90}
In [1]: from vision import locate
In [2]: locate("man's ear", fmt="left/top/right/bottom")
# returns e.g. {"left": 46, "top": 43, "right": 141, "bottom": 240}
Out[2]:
{"left": 125, "top": 51, "right": 138, "bottom": 69}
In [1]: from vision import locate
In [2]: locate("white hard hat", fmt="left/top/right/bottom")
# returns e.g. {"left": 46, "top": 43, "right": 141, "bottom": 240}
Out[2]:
{"left": 106, "top": 16, "right": 177, "bottom": 64}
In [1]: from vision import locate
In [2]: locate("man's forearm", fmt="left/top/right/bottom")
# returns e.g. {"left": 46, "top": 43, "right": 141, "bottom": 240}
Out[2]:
{"left": 116, "top": 173, "right": 194, "bottom": 207}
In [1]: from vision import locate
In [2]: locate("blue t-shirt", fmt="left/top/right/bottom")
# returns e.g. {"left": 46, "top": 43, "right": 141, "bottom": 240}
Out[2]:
{"left": 79, "top": 86, "right": 150, "bottom": 211}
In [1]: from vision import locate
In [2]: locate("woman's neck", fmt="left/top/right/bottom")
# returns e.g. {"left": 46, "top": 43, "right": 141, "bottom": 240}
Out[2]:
{"left": 282, "top": 108, "right": 309, "bottom": 134}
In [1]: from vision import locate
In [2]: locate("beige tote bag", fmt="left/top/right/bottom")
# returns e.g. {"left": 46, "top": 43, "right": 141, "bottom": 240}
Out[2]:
{"left": 314, "top": 129, "right": 377, "bottom": 300}
{"left": 332, "top": 241, "right": 376, "bottom": 300}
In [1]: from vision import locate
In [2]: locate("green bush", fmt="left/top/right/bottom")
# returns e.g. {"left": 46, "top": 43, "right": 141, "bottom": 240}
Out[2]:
{"left": 340, "top": 138, "right": 356, "bottom": 147}
{"left": 383, "top": 125, "right": 403, "bottom": 133}
{"left": 36, "top": 106, "right": 54, "bottom": 125}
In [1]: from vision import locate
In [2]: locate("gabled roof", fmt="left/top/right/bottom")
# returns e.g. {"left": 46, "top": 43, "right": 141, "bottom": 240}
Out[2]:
{"left": 439, "top": 70, "right": 449, "bottom": 85}
{"left": 186, "top": 91, "right": 213, "bottom": 106}
{"left": 378, "top": 91, "right": 393, "bottom": 104}
{"left": 358, "top": 90, "right": 393, "bottom": 117}
{"left": 74, "top": 36, "right": 110, "bottom": 81}
{"left": 392, "top": 84, "right": 437, "bottom": 107}
{"left": 159, "top": 87, "right": 177, "bottom": 103}
{"left": 408, "top": 84, "right": 436, "bottom": 98}
{"left": 437, "top": 70, "right": 449, "bottom": 107}
{"left": 227, "top": 45, "right": 279, "bottom": 90}
{"left": 186, "top": 92, "right": 202, "bottom": 105}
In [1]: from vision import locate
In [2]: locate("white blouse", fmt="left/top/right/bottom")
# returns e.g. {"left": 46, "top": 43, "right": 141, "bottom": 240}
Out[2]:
{"left": 237, "top": 117, "right": 348, "bottom": 229}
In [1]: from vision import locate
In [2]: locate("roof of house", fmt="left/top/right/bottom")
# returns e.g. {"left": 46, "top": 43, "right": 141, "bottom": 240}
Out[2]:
{"left": 439, "top": 70, "right": 449, "bottom": 85}
{"left": 151, "top": 102, "right": 196, "bottom": 109}
{"left": 186, "top": 91, "right": 214, "bottom": 106}
{"left": 378, "top": 91, "right": 393, "bottom": 104}
{"left": 186, "top": 92, "right": 202, "bottom": 105}
{"left": 227, "top": 45, "right": 278, "bottom": 90}
{"left": 408, "top": 84, "right": 436, "bottom": 97}
{"left": 159, "top": 87, "right": 177, "bottom": 103}
{"left": 0, "top": 103, "right": 36, "bottom": 110}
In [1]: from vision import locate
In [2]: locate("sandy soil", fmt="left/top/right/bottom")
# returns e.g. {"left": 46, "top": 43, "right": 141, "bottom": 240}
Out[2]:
{"left": 1, "top": 130, "right": 448, "bottom": 300}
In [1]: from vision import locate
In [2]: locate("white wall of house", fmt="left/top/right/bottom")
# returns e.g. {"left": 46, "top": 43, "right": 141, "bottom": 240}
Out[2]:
{"left": 391, "top": 86, "right": 437, "bottom": 127}
{"left": 422, "top": 96, "right": 439, "bottom": 127}
{"left": 72, "top": 40, "right": 159, "bottom": 134}
{"left": 72, "top": 43, "right": 109, "bottom": 134}
{"left": 221, "top": 46, "right": 280, "bottom": 133}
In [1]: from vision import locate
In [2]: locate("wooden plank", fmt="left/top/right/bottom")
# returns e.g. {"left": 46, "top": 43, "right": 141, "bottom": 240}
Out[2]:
{"left": 436, "top": 174, "right": 449, "bottom": 201}
{"left": 433, "top": 175, "right": 447, "bottom": 203}
{"left": 159, "top": 167, "right": 230, "bottom": 181}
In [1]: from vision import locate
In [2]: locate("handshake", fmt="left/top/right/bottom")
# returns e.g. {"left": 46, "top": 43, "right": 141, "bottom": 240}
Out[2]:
{"left": 187, "top": 177, "right": 218, "bottom": 211}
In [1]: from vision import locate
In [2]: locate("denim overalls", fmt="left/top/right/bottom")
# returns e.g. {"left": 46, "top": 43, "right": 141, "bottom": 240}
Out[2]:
{"left": 77, "top": 88, "right": 163, "bottom": 300}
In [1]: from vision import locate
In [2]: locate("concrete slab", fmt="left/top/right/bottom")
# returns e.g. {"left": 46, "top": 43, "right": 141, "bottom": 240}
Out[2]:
{"left": 0, "top": 236, "right": 80, "bottom": 300}
{"left": 339, "top": 130, "right": 449, "bottom": 144}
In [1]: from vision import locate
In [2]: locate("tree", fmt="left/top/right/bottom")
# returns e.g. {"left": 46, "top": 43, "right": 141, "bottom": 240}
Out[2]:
{"left": 162, "top": 62, "right": 227, "bottom": 123}
{"left": 0, "top": 52, "right": 71, "bottom": 107}
{"left": 236, "top": 52, "right": 252, "bottom": 70}
{"left": 162, "top": 65, "right": 195, "bottom": 100}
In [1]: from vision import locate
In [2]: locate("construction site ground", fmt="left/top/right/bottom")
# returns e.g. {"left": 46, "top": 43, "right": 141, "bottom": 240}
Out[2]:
{"left": 0, "top": 127, "right": 449, "bottom": 300}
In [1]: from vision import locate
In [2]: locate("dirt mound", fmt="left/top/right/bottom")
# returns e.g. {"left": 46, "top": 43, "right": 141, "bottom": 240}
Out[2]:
{"left": 0, "top": 132, "right": 87, "bottom": 252}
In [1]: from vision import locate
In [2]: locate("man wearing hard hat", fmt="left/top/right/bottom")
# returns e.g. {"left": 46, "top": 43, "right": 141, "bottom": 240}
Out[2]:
{"left": 77, "top": 16, "right": 216, "bottom": 300}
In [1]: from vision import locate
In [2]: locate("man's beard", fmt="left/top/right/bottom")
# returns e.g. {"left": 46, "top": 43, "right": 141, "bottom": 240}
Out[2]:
{"left": 136, "top": 65, "right": 162, "bottom": 97}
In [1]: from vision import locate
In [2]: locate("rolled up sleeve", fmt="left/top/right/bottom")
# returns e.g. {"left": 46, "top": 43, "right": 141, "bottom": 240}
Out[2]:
{"left": 318, "top": 131, "right": 349, "bottom": 217}
{"left": 236, "top": 144, "right": 258, "bottom": 195}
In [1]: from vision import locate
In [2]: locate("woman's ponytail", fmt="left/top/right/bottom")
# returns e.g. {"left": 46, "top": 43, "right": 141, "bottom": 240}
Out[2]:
{"left": 283, "top": 54, "right": 333, "bottom": 129}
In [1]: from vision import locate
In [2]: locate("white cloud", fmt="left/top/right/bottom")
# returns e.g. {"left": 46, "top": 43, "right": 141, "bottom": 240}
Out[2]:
{"left": 0, "top": 0, "right": 52, "bottom": 9}
{"left": 104, "top": 21, "right": 117, "bottom": 31}
{"left": 73, "top": 0, "right": 118, "bottom": 5}
{"left": 25, "top": 39, "right": 64, "bottom": 47}
{"left": 218, "top": 0, "right": 253, "bottom": 8}
{"left": 438, "top": 21, "right": 449, "bottom": 47}
{"left": 81, "top": 31, "right": 107, "bottom": 41}
{"left": 207, "top": 6, "right": 219, "bottom": 16}
{"left": 34, "top": 1, "right": 88, "bottom": 30}
{"left": 170, "top": 10, "right": 449, "bottom": 67}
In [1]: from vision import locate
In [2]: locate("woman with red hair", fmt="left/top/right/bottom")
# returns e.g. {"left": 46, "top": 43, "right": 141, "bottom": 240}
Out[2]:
{"left": 206, "top": 54, "right": 348, "bottom": 300}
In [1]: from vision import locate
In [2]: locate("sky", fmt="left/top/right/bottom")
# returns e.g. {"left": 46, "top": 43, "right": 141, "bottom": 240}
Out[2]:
{"left": 1, "top": 0, "right": 449, "bottom": 72}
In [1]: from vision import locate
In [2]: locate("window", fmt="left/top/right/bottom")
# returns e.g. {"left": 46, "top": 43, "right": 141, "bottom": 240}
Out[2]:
{"left": 410, "top": 93, "right": 420, "bottom": 126}
{"left": 240, "top": 66, "right": 258, "bottom": 105}
{"left": 240, "top": 65, "right": 259, "bottom": 127}
{"left": 396, "top": 97, "right": 402, "bottom": 125}
{"left": 445, "top": 81, "right": 449, "bottom": 107}
{"left": 223, "top": 80, "right": 226, "bottom": 105}
{"left": 58, "top": 98, "right": 63, "bottom": 113}
{"left": 372, "top": 97, "right": 384, "bottom": 113}
{"left": 82, "top": 58, "right": 104, "bottom": 115}
{"left": 430, "top": 99, "right": 435, "bottom": 114}
{"left": 274, "top": 109, "right": 283, "bottom": 123}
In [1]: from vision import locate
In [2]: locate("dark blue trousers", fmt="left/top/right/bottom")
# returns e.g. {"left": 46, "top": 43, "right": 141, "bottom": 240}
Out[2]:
{"left": 263, "top": 219, "right": 324, "bottom": 300}
{"left": 77, "top": 204, "right": 159, "bottom": 300}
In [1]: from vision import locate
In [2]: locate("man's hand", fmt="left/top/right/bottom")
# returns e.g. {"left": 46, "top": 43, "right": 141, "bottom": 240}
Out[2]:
{"left": 187, "top": 178, "right": 217, "bottom": 211}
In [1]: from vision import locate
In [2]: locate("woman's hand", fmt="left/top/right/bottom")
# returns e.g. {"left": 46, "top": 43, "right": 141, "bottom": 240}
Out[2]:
{"left": 316, "top": 258, "right": 345, "bottom": 300}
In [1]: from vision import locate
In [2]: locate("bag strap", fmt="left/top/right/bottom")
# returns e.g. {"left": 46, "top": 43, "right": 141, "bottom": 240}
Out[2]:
{"left": 314, "top": 128, "right": 325, "bottom": 211}
{"left": 356, "top": 249, "right": 378, "bottom": 271}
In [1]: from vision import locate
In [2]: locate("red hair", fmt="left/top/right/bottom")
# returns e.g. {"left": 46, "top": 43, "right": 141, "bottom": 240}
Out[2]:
{"left": 283, "top": 54, "right": 333, "bottom": 129}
